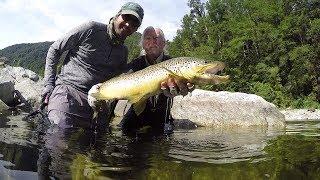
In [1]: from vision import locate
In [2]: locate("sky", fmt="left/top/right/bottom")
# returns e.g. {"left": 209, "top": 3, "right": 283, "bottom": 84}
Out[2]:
{"left": 0, "top": 0, "right": 192, "bottom": 50}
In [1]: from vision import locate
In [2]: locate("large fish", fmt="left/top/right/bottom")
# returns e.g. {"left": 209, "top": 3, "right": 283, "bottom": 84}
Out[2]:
{"left": 88, "top": 57, "right": 229, "bottom": 115}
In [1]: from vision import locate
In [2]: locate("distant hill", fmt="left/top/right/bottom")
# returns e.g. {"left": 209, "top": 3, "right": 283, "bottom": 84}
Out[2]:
{"left": 0, "top": 32, "right": 141, "bottom": 76}
{"left": 0, "top": 42, "right": 53, "bottom": 76}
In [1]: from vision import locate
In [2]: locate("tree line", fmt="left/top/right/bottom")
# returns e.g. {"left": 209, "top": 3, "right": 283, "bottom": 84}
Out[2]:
{"left": 1, "top": 0, "right": 319, "bottom": 108}
{"left": 168, "top": 0, "right": 320, "bottom": 108}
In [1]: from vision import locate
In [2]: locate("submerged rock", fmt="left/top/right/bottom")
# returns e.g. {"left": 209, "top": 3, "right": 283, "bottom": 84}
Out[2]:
{"left": 171, "top": 90, "right": 285, "bottom": 128}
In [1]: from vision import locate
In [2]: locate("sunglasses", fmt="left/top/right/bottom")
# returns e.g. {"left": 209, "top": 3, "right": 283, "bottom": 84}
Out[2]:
{"left": 121, "top": 14, "right": 140, "bottom": 28}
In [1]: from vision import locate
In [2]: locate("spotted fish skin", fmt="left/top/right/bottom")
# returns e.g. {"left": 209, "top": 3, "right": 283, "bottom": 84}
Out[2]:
{"left": 88, "top": 57, "right": 229, "bottom": 115}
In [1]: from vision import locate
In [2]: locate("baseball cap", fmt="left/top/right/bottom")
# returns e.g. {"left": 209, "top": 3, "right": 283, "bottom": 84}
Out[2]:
{"left": 120, "top": 2, "right": 144, "bottom": 25}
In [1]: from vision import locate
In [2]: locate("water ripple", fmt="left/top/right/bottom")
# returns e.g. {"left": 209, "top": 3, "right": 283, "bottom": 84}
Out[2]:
{"left": 168, "top": 128, "right": 284, "bottom": 164}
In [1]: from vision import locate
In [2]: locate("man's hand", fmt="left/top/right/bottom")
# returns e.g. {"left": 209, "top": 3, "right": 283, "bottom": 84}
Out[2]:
{"left": 88, "top": 83, "right": 106, "bottom": 110}
{"left": 41, "top": 84, "right": 55, "bottom": 104}
{"left": 160, "top": 77, "right": 195, "bottom": 98}
{"left": 88, "top": 94, "right": 105, "bottom": 110}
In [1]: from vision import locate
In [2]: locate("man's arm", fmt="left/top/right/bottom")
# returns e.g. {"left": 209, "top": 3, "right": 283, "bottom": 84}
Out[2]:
{"left": 42, "top": 22, "right": 94, "bottom": 101}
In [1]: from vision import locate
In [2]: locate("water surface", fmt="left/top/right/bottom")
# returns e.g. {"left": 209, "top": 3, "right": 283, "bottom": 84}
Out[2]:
{"left": 0, "top": 112, "right": 320, "bottom": 179}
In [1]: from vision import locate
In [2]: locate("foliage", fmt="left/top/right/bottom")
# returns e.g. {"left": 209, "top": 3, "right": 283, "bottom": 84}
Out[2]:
{"left": 0, "top": 0, "right": 319, "bottom": 108}
{"left": 168, "top": 0, "right": 320, "bottom": 108}
{"left": 0, "top": 42, "right": 53, "bottom": 76}
{"left": 125, "top": 32, "right": 142, "bottom": 62}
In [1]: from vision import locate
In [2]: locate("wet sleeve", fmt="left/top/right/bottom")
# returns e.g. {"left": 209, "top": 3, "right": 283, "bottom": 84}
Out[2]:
{"left": 43, "top": 22, "right": 93, "bottom": 87}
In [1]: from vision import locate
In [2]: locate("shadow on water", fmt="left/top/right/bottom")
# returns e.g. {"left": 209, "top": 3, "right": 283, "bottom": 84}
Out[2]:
{"left": 0, "top": 111, "right": 320, "bottom": 179}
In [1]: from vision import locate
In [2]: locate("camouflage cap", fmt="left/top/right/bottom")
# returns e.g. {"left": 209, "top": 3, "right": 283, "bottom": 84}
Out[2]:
{"left": 120, "top": 2, "right": 144, "bottom": 25}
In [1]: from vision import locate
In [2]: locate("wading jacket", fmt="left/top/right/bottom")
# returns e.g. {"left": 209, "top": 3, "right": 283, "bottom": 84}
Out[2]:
{"left": 44, "top": 20, "right": 128, "bottom": 94}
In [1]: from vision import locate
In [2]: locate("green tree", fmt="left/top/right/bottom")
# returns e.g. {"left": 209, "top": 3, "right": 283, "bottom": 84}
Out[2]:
{"left": 168, "top": 0, "right": 320, "bottom": 108}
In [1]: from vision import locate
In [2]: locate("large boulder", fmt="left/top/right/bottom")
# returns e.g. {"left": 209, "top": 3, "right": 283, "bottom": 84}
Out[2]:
{"left": 171, "top": 90, "right": 285, "bottom": 128}
{"left": 0, "top": 65, "right": 43, "bottom": 107}
{"left": 0, "top": 66, "right": 40, "bottom": 82}
{"left": 13, "top": 78, "right": 44, "bottom": 106}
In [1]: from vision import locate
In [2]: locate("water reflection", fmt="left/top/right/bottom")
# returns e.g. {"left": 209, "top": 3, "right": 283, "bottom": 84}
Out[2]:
{"left": 39, "top": 126, "right": 286, "bottom": 179}
{"left": 0, "top": 111, "right": 320, "bottom": 179}
{"left": 286, "top": 121, "right": 320, "bottom": 136}
{"left": 0, "top": 113, "right": 38, "bottom": 146}
{"left": 169, "top": 127, "right": 284, "bottom": 164}
{"left": 264, "top": 134, "right": 320, "bottom": 179}
{"left": 37, "top": 127, "right": 109, "bottom": 179}
{"left": 0, "top": 142, "right": 39, "bottom": 179}
{"left": 0, "top": 112, "right": 41, "bottom": 179}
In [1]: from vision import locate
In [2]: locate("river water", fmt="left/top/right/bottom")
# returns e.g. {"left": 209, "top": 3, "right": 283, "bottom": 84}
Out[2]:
{"left": 0, "top": 110, "right": 320, "bottom": 179}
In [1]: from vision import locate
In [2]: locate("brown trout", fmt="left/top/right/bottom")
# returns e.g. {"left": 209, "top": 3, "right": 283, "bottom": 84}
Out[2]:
{"left": 88, "top": 57, "right": 229, "bottom": 115}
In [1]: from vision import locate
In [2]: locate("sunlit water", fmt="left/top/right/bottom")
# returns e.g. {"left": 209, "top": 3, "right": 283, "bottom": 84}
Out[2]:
{"left": 0, "top": 111, "right": 320, "bottom": 179}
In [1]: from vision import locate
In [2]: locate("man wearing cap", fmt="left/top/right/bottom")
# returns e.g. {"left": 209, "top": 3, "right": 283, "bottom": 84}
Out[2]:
{"left": 42, "top": 2, "right": 145, "bottom": 129}
{"left": 42, "top": 2, "right": 192, "bottom": 130}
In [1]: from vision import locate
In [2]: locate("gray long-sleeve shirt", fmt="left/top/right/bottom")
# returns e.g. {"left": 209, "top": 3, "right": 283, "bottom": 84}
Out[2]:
{"left": 44, "top": 20, "right": 128, "bottom": 93}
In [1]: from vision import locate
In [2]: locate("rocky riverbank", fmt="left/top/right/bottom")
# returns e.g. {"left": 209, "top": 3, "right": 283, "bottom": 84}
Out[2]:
{"left": 280, "top": 109, "right": 320, "bottom": 121}
{"left": 0, "top": 64, "right": 43, "bottom": 112}
{"left": 1, "top": 65, "right": 319, "bottom": 128}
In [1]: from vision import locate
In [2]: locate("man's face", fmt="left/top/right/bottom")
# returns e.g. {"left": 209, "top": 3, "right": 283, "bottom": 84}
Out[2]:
{"left": 143, "top": 28, "right": 165, "bottom": 57}
{"left": 113, "top": 14, "right": 139, "bottom": 39}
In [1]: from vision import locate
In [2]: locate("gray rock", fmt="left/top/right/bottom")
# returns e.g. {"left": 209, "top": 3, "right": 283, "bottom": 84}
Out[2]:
{"left": 173, "top": 119, "right": 198, "bottom": 129}
{"left": 14, "top": 78, "right": 43, "bottom": 106}
{"left": 0, "top": 65, "right": 43, "bottom": 108}
{"left": 281, "top": 109, "right": 320, "bottom": 121}
{"left": 0, "top": 81, "right": 15, "bottom": 105}
{"left": 0, "top": 99, "right": 9, "bottom": 111}
{"left": 171, "top": 90, "right": 285, "bottom": 128}
{"left": 0, "top": 66, "right": 39, "bottom": 83}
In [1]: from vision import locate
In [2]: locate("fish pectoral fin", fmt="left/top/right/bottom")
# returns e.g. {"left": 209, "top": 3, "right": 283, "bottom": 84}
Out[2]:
{"left": 128, "top": 94, "right": 148, "bottom": 116}
{"left": 132, "top": 99, "right": 147, "bottom": 116}
{"left": 162, "top": 67, "right": 178, "bottom": 78}
{"left": 162, "top": 67, "right": 187, "bottom": 81}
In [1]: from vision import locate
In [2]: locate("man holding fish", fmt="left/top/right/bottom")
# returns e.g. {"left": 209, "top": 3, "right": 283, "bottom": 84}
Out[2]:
{"left": 119, "top": 26, "right": 193, "bottom": 135}
{"left": 42, "top": 2, "right": 194, "bottom": 130}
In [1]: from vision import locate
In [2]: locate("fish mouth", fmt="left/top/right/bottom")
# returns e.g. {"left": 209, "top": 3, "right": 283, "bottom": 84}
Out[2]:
{"left": 203, "top": 62, "right": 226, "bottom": 76}
{"left": 195, "top": 62, "right": 230, "bottom": 84}
{"left": 205, "top": 67, "right": 223, "bottom": 75}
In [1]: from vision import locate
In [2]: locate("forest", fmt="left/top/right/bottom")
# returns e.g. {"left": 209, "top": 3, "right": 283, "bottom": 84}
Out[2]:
{"left": 0, "top": 0, "right": 319, "bottom": 108}
{"left": 169, "top": 0, "right": 320, "bottom": 108}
